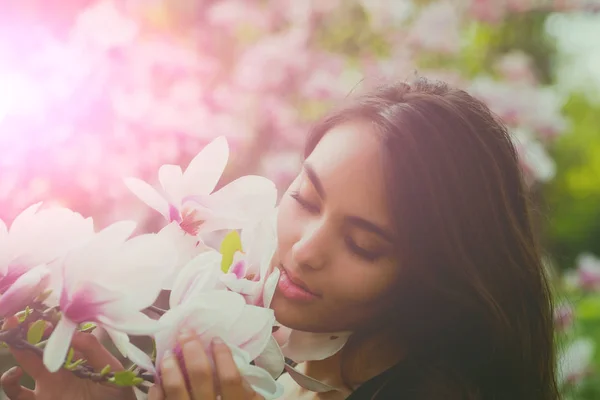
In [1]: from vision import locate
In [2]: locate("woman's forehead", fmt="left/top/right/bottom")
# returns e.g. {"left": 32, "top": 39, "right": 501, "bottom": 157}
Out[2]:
{"left": 305, "top": 122, "right": 391, "bottom": 227}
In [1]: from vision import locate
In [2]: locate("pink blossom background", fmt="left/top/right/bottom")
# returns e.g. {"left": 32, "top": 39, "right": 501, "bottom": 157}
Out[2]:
{"left": 0, "top": 0, "right": 593, "bottom": 230}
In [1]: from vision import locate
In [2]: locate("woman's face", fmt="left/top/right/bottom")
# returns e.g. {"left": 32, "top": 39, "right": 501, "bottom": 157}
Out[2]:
{"left": 270, "top": 121, "right": 401, "bottom": 333}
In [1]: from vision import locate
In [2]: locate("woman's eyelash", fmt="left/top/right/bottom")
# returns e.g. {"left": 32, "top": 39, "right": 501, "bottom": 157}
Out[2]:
{"left": 289, "top": 191, "right": 320, "bottom": 213}
{"left": 290, "top": 191, "right": 380, "bottom": 262}
{"left": 345, "top": 237, "right": 381, "bottom": 262}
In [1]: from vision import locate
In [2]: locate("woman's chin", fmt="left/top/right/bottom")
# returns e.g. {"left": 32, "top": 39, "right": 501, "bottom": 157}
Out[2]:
{"left": 271, "top": 291, "right": 340, "bottom": 333}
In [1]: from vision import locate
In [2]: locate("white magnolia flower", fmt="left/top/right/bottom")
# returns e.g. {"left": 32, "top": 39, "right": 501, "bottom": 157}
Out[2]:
{"left": 557, "top": 338, "right": 595, "bottom": 386}
{"left": 43, "top": 221, "right": 177, "bottom": 372}
{"left": 127, "top": 290, "right": 284, "bottom": 400}
{"left": 125, "top": 136, "right": 278, "bottom": 237}
{"left": 0, "top": 204, "right": 94, "bottom": 317}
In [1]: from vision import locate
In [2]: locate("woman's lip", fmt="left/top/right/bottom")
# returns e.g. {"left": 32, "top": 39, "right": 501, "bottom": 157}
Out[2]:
{"left": 277, "top": 267, "right": 320, "bottom": 301}
{"left": 279, "top": 265, "right": 319, "bottom": 296}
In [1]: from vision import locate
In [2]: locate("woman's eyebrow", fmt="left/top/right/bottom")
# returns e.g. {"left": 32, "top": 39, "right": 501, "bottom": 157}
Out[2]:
{"left": 345, "top": 216, "right": 394, "bottom": 243}
{"left": 303, "top": 162, "right": 326, "bottom": 199}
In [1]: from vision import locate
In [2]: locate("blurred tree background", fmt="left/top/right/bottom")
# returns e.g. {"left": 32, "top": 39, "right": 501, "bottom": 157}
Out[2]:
{"left": 0, "top": 0, "right": 599, "bottom": 398}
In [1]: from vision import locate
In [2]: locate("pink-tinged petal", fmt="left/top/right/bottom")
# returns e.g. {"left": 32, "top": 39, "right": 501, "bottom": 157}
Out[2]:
{"left": 281, "top": 330, "right": 352, "bottom": 363}
{"left": 0, "top": 265, "right": 50, "bottom": 317}
{"left": 254, "top": 336, "right": 286, "bottom": 379}
{"left": 158, "top": 164, "right": 184, "bottom": 207}
{"left": 170, "top": 251, "right": 223, "bottom": 308}
{"left": 183, "top": 136, "right": 229, "bottom": 196}
{"left": 0, "top": 219, "right": 8, "bottom": 271}
{"left": 43, "top": 317, "right": 77, "bottom": 373}
{"left": 124, "top": 177, "right": 170, "bottom": 219}
{"left": 229, "top": 258, "right": 247, "bottom": 279}
{"left": 104, "top": 327, "right": 131, "bottom": 358}
{"left": 168, "top": 204, "right": 181, "bottom": 223}
{"left": 98, "top": 312, "right": 163, "bottom": 335}
{"left": 61, "top": 281, "right": 122, "bottom": 323}
{"left": 227, "top": 306, "right": 275, "bottom": 360}
{"left": 262, "top": 269, "right": 280, "bottom": 308}
{"left": 122, "top": 340, "right": 156, "bottom": 373}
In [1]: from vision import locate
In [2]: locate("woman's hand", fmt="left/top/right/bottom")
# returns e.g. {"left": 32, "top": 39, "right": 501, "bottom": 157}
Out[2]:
{"left": 148, "top": 330, "right": 263, "bottom": 400}
{"left": 0, "top": 331, "right": 136, "bottom": 400}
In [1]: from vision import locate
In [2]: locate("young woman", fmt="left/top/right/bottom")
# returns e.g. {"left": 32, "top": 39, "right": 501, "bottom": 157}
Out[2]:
{"left": 1, "top": 78, "right": 559, "bottom": 400}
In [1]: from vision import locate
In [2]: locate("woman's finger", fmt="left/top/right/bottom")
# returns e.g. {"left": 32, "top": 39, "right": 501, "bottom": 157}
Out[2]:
{"left": 70, "top": 331, "right": 125, "bottom": 372}
{"left": 0, "top": 367, "right": 36, "bottom": 400}
{"left": 147, "top": 384, "right": 165, "bottom": 400}
{"left": 179, "top": 330, "right": 216, "bottom": 400}
{"left": 160, "top": 352, "right": 190, "bottom": 400}
{"left": 212, "top": 338, "right": 247, "bottom": 400}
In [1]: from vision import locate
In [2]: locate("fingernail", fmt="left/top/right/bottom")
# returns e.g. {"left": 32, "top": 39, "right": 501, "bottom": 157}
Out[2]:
{"left": 212, "top": 337, "right": 224, "bottom": 346}
{"left": 178, "top": 328, "right": 195, "bottom": 343}
{"left": 162, "top": 349, "right": 173, "bottom": 360}
{"left": 8, "top": 367, "right": 20, "bottom": 377}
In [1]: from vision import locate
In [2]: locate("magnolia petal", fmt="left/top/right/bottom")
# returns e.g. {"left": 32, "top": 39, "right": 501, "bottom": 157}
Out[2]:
{"left": 228, "top": 306, "right": 275, "bottom": 360}
{"left": 157, "top": 222, "right": 209, "bottom": 290}
{"left": 98, "top": 312, "right": 163, "bottom": 335}
{"left": 43, "top": 317, "right": 77, "bottom": 373}
{"left": 63, "top": 221, "right": 138, "bottom": 290}
{"left": 171, "top": 291, "right": 247, "bottom": 339}
{"left": 105, "top": 327, "right": 131, "bottom": 358}
{"left": 170, "top": 251, "right": 223, "bottom": 308}
{"left": 0, "top": 218, "right": 7, "bottom": 239}
{"left": 0, "top": 219, "right": 8, "bottom": 271}
{"left": 0, "top": 265, "right": 50, "bottom": 317}
{"left": 282, "top": 330, "right": 352, "bottom": 363}
{"left": 183, "top": 136, "right": 229, "bottom": 196}
{"left": 241, "top": 211, "right": 278, "bottom": 276}
{"left": 208, "top": 176, "right": 277, "bottom": 217}
{"left": 158, "top": 164, "right": 185, "bottom": 207}
{"left": 124, "top": 177, "right": 170, "bottom": 218}
{"left": 283, "top": 363, "right": 339, "bottom": 393}
{"left": 11, "top": 207, "right": 94, "bottom": 268}
{"left": 7, "top": 203, "right": 43, "bottom": 243}
{"left": 107, "top": 234, "right": 177, "bottom": 309}
{"left": 262, "top": 268, "right": 280, "bottom": 308}
{"left": 122, "top": 340, "right": 156, "bottom": 373}
{"left": 241, "top": 364, "right": 285, "bottom": 400}
{"left": 253, "top": 336, "right": 286, "bottom": 379}
{"left": 220, "top": 274, "right": 260, "bottom": 297}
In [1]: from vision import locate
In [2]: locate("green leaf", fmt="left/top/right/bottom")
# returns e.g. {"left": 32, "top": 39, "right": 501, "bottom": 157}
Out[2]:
{"left": 64, "top": 358, "right": 87, "bottom": 371}
{"left": 65, "top": 347, "right": 75, "bottom": 366}
{"left": 79, "top": 322, "right": 97, "bottom": 333}
{"left": 34, "top": 289, "right": 53, "bottom": 303}
{"left": 100, "top": 365, "right": 112, "bottom": 376}
{"left": 151, "top": 338, "right": 157, "bottom": 363}
{"left": 220, "top": 230, "right": 243, "bottom": 273}
{"left": 17, "top": 307, "right": 32, "bottom": 323}
{"left": 26, "top": 320, "right": 46, "bottom": 344}
{"left": 576, "top": 296, "right": 600, "bottom": 320}
{"left": 110, "top": 370, "right": 144, "bottom": 386}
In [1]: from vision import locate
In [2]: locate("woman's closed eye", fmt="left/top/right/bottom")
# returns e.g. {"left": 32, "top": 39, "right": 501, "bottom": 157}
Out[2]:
{"left": 345, "top": 236, "right": 383, "bottom": 262}
{"left": 290, "top": 191, "right": 320, "bottom": 214}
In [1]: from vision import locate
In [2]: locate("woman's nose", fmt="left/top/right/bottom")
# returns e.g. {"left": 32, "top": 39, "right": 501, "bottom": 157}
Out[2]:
{"left": 291, "top": 220, "right": 331, "bottom": 270}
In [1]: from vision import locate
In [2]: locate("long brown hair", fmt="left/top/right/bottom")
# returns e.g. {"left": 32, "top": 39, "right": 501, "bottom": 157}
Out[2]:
{"left": 304, "top": 78, "right": 559, "bottom": 399}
